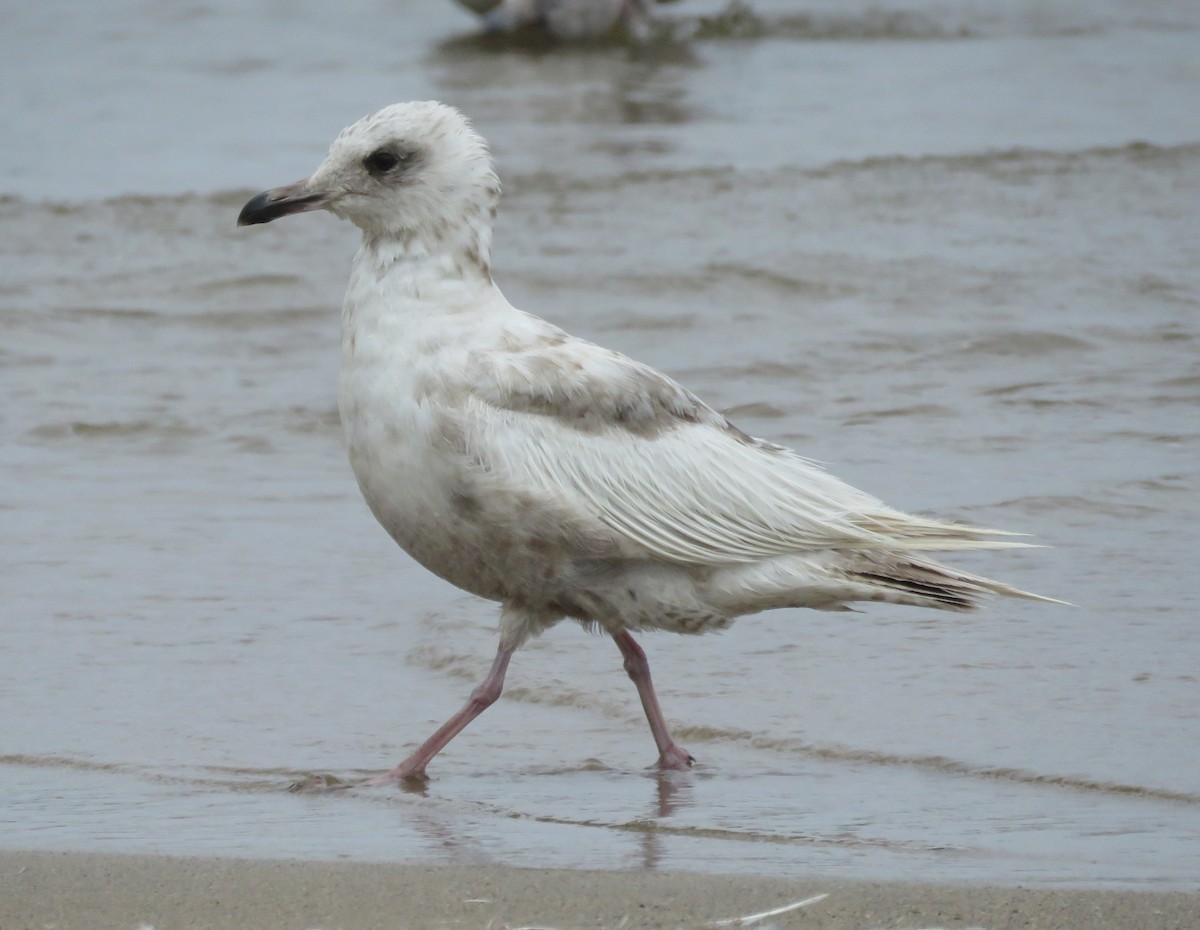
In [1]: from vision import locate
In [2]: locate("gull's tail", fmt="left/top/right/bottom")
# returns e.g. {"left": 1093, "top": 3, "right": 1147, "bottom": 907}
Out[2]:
{"left": 839, "top": 550, "right": 1067, "bottom": 612}
{"left": 839, "top": 506, "right": 1069, "bottom": 609}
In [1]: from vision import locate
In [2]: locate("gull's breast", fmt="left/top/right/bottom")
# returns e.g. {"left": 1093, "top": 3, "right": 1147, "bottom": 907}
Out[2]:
{"left": 336, "top": 307, "right": 580, "bottom": 605}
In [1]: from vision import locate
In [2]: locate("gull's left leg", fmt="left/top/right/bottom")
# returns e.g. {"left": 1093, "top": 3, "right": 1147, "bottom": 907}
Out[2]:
{"left": 612, "top": 630, "right": 694, "bottom": 770}
{"left": 369, "top": 643, "right": 514, "bottom": 784}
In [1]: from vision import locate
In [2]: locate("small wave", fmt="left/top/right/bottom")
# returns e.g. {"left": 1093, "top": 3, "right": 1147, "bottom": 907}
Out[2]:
{"left": 678, "top": 361, "right": 815, "bottom": 382}
{"left": 693, "top": 2, "right": 973, "bottom": 43}
{"left": 593, "top": 310, "right": 697, "bottom": 332}
{"left": 981, "top": 381, "right": 1057, "bottom": 397}
{"left": 281, "top": 404, "right": 342, "bottom": 436}
{"left": 721, "top": 401, "right": 788, "bottom": 420}
{"left": 28, "top": 419, "right": 204, "bottom": 442}
{"left": 952, "top": 332, "right": 1095, "bottom": 357}
{"left": 47, "top": 302, "right": 333, "bottom": 330}
{"left": 1126, "top": 476, "right": 1190, "bottom": 494}
{"left": 995, "top": 396, "right": 1109, "bottom": 410}
{"left": 1103, "top": 430, "right": 1199, "bottom": 445}
{"left": 505, "top": 142, "right": 1200, "bottom": 201}
{"left": 1130, "top": 274, "right": 1200, "bottom": 307}
{"left": 519, "top": 758, "right": 621, "bottom": 776}
{"left": 0, "top": 752, "right": 134, "bottom": 774}
{"left": 0, "top": 753, "right": 367, "bottom": 794}
{"left": 704, "top": 261, "right": 855, "bottom": 299}
{"left": 0, "top": 349, "right": 55, "bottom": 368}
{"left": 1158, "top": 374, "right": 1200, "bottom": 389}
{"left": 808, "top": 141, "right": 1200, "bottom": 181}
{"left": 1149, "top": 379, "right": 1200, "bottom": 407}
{"left": 841, "top": 403, "right": 956, "bottom": 425}
{"left": 167, "top": 305, "right": 332, "bottom": 330}
{"left": 993, "top": 494, "right": 1158, "bottom": 519}
{"left": 188, "top": 273, "right": 309, "bottom": 293}
{"left": 56, "top": 305, "right": 161, "bottom": 321}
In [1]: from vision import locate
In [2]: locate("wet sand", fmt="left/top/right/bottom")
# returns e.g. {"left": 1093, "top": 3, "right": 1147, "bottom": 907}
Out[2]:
{"left": 3, "top": 850, "right": 1197, "bottom": 930}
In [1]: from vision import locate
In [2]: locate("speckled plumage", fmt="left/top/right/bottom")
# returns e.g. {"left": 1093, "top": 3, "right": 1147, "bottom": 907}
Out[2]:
{"left": 238, "top": 101, "right": 1056, "bottom": 782}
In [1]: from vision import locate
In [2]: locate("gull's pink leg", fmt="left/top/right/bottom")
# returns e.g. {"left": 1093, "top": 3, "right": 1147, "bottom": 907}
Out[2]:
{"left": 370, "top": 644, "right": 514, "bottom": 784}
{"left": 613, "top": 630, "right": 694, "bottom": 770}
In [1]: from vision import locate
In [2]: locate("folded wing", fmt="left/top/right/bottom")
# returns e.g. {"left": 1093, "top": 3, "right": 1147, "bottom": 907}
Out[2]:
{"left": 459, "top": 336, "right": 1022, "bottom": 566}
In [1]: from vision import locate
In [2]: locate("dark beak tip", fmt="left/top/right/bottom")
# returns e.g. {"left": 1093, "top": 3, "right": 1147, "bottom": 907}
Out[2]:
{"left": 236, "top": 190, "right": 278, "bottom": 227}
{"left": 237, "top": 185, "right": 324, "bottom": 228}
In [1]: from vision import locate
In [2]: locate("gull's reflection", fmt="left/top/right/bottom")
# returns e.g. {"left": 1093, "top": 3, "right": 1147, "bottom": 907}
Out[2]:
{"left": 636, "top": 767, "right": 695, "bottom": 871}
{"left": 651, "top": 766, "right": 695, "bottom": 819}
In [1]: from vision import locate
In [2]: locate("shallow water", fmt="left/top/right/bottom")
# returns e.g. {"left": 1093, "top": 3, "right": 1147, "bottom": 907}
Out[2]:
{"left": 2, "top": 0, "right": 1199, "bottom": 889}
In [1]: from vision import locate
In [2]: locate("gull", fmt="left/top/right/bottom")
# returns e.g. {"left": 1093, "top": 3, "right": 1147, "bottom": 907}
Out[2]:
{"left": 238, "top": 101, "right": 1056, "bottom": 783}
{"left": 456, "top": 0, "right": 649, "bottom": 38}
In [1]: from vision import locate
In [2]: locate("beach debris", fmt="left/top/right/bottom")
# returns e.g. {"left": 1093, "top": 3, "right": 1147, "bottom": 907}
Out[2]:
{"left": 709, "top": 892, "right": 828, "bottom": 926}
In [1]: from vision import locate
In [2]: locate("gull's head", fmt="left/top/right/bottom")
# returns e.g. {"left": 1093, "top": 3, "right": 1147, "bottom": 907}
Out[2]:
{"left": 238, "top": 101, "right": 500, "bottom": 249}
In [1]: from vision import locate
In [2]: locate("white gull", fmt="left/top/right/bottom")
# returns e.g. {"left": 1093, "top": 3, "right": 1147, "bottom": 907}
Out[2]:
{"left": 238, "top": 100, "right": 1056, "bottom": 783}
{"left": 457, "top": 0, "right": 648, "bottom": 38}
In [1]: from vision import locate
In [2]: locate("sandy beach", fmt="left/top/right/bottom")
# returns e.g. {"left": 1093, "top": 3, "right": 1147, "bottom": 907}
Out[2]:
{"left": 1, "top": 851, "right": 1195, "bottom": 930}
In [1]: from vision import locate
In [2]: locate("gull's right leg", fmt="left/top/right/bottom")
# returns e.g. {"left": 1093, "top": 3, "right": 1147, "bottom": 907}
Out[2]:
{"left": 613, "top": 630, "right": 695, "bottom": 770}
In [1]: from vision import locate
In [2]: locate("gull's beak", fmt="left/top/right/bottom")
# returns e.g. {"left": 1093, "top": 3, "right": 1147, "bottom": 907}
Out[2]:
{"left": 237, "top": 178, "right": 328, "bottom": 227}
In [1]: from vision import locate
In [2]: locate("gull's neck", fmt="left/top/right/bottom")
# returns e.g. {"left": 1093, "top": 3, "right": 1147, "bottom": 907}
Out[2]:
{"left": 357, "top": 208, "right": 495, "bottom": 295}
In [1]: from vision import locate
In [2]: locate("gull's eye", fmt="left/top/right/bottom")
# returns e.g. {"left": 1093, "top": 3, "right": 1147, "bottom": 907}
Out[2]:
{"left": 364, "top": 149, "right": 404, "bottom": 175}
